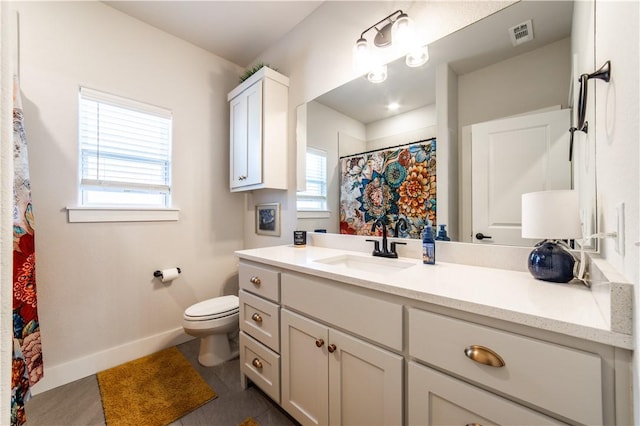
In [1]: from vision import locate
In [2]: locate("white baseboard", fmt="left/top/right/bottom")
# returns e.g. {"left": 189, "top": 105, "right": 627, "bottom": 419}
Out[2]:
{"left": 31, "top": 327, "right": 193, "bottom": 395}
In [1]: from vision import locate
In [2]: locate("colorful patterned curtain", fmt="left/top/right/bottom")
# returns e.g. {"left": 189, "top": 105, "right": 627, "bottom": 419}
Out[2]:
{"left": 339, "top": 138, "right": 437, "bottom": 238}
{"left": 11, "top": 77, "right": 43, "bottom": 426}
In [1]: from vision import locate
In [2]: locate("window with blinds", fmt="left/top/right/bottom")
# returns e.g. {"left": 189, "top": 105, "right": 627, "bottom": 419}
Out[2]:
{"left": 79, "top": 87, "right": 172, "bottom": 207}
{"left": 297, "top": 148, "right": 327, "bottom": 211}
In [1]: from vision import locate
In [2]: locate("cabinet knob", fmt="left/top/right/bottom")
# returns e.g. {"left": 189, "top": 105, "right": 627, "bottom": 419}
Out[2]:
{"left": 327, "top": 343, "right": 337, "bottom": 353}
{"left": 251, "top": 313, "right": 263, "bottom": 323}
{"left": 252, "top": 358, "right": 263, "bottom": 369}
{"left": 315, "top": 338, "right": 325, "bottom": 348}
{"left": 249, "top": 276, "right": 261, "bottom": 285}
{"left": 464, "top": 345, "right": 505, "bottom": 368}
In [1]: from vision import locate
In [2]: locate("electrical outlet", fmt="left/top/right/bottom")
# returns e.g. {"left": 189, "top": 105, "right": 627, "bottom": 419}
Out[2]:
{"left": 616, "top": 202, "right": 625, "bottom": 255}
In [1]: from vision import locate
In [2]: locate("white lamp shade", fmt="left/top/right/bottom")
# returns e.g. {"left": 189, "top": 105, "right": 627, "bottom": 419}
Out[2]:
{"left": 521, "top": 190, "right": 582, "bottom": 240}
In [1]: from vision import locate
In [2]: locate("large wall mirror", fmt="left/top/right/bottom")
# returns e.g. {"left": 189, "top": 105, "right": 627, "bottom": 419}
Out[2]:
{"left": 298, "top": 0, "right": 596, "bottom": 248}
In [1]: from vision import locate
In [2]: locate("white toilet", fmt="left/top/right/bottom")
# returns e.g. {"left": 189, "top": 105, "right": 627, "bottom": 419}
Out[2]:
{"left": 183, "top": 295, "right": 239, "bottom": 367}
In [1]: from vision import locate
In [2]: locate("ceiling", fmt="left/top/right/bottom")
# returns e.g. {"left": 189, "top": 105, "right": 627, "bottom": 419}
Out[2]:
{"left": 103, "top": 1, "right": 324, "bottom": 67}
{"left": 103, "top": 1, "right": 574, "bottom": 125}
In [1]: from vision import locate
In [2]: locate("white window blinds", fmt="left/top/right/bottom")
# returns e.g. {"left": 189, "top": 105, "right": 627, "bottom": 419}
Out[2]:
{"left": 297, "top": 148, "right": 327, "bottom": 211}
{"left": 79, "top": 87, "right": 172, "bottom": 207}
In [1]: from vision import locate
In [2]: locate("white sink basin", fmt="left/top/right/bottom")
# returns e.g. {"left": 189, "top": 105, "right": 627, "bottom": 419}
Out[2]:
{"left": 314, "top": 254, "right": 414, "bottom": 274}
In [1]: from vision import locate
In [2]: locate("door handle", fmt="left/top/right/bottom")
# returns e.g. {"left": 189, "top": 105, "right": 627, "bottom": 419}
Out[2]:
{"left": 475, "top": 233, "right": 492, "bottom": 241}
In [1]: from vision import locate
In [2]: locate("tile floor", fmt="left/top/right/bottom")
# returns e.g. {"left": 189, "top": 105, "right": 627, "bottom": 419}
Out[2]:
{"left": 25, "top": 339, "right": 299, "bottom": 426}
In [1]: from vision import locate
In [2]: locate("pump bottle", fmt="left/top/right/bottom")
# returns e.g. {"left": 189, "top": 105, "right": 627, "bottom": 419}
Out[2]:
{"left": 422, "top": 221, "right": 436, "bottom": 264}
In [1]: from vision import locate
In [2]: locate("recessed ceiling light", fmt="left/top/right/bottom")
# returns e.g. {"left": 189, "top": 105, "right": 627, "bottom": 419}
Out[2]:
{"left": 387, "top": 102, "right": 400, "bottom": 111}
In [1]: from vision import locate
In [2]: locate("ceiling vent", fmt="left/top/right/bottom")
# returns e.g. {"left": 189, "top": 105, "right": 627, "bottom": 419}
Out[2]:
{"left": 508, "top": 19, "right": 534, "bottom": 46}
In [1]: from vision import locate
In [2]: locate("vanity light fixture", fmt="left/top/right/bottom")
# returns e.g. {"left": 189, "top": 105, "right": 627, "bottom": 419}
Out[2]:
{"left": 521, "top": 190, "right": 582, "bottom": 283}
{"left": 354, "top": 10, "right": 429, "bottom": 83}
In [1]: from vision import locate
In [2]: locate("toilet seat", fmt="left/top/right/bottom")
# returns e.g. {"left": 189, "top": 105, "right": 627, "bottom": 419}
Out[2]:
{"left": 184, "top": 295, "right": 239, "bottom": 321}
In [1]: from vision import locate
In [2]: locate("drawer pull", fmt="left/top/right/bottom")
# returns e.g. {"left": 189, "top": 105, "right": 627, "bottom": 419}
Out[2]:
{"left": 464, "top": 345, "right": 505, "bottom": 367}
{"left": 249, "top": 276, "right": 261, "bottom": 285}
{"left": 315, "top": 338, "right": 325, "bottom": 348}
{"left": 252, "top": 358, "right": 263, "bottom": 369}
{"left": 466, "top": 424, "right": 483, "bottom": 426}
{"left": 327, "top": 344, "right": 337, "bottom": 353}
{"left": 251, "top": 313, "right": 263, "bottom": 323}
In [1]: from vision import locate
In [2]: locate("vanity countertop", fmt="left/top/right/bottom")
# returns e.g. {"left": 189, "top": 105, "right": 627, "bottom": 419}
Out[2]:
{"left": 236, "top": 244, "right": 633, "bottom": 349}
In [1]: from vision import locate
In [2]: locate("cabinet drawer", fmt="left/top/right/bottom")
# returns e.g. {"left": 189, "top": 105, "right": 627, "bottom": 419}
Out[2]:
{"left": 408, "top": 361, "right": 565, "bottom": 425}
{"left": 239, "top": 290, "right": 280, "bottom": 352}
{"left": 282, "top": 272, "right": 403, "bottom": 351}
{"left": 239, "top": 261, "right": 280, "bottom": 302}
{"left": 408, "top": 309, "right": 602, "bottom": 425}
{"left": 240, "top": 331, "right": 280, "bottom": 403}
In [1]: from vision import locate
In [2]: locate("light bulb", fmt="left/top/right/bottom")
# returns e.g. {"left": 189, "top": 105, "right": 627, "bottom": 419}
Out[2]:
{"left": 353, "top": 37, "right": 370, "bottom": 74}
{"left": 368, "top": 63, "right": 387, "bottom": 83}
{"left": 391, "top": 12, "right": 415, "bottom": 54}
{"left": 406, "top": 44, "right": 429, "bottom": 67}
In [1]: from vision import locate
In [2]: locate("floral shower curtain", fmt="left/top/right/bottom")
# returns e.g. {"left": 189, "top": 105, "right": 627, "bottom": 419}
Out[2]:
{"left": 339, "top": 138, "right": 437, "bottom": 239}
{"left": 11, "top": 77, "right": 43, "bottom": 426}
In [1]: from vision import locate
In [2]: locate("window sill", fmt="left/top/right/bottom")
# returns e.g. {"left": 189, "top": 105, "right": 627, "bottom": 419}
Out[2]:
{"left": 67, "top": 207, "right": 179, "bottom": 223}
{"left": 297, "top": 210, "right": 331, "bottom": 219}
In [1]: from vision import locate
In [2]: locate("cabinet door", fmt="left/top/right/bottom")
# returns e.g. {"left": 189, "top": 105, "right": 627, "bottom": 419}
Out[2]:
{"left": 230, "top": 80, "right": 262, "bottom": 189}
{"left": 408, "top": 362, "right": 565, "bottom": 426}
{"left": 281, "top": 309, "right": 329, "bottom": 426}
{"left": 328, "top": 329, "right": 403, "bottom": 426}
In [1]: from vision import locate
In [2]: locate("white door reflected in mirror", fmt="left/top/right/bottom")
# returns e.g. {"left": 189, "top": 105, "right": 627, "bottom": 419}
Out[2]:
{"left": 469, "top": 108, "right": 572, "bottom": 246}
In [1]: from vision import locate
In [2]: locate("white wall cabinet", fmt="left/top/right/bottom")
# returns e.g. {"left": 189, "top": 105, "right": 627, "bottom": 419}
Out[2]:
{"left": 281, "top": 308, "right": 403, "bottom": 426}
{"left": 227, "top": 67, "right": 289, "bottom": 192}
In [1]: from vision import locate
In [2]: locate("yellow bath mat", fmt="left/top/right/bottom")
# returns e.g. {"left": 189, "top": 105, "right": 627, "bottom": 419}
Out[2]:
{"left": 97, "top": 346, "right": 217, "bottom": 425}
{"left": 239, "top": 417, "right": 260, "bottom": 426}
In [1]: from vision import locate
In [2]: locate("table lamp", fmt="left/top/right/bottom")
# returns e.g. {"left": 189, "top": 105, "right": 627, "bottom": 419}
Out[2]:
{"left": 521, "top": 190, "right": 582, "bottom": 283}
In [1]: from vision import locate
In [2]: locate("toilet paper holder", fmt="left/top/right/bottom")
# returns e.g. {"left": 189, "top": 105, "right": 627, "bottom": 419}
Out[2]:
{"left": 153, "top": 267, "right": 181, "bottom": 278}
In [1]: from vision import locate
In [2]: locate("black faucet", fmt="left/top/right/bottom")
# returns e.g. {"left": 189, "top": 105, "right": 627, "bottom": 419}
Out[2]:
{"left": 366, "top": 219, "right": 405, "bottom": 258}
{"left": 395, "top": 218, "right": 408, "bottom": 238}
{"left": 372, "top": 219, "right": 389, "bottom": 254}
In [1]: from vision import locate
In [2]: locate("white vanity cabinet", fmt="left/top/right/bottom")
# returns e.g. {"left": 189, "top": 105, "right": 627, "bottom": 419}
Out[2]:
{"left": 227, "top": 67, "right": 288, "bottom": 192}
{"left": 408, "top": 308, "right": 605, "bottom": 425}
{"left": 236, "top": 247, "right": 633, "bottom": 426}
{"left": 238, "top": 261, "right": 281, "bottom": 402}
{"left": 280, "top": 273, "right": 403, "bottom": 425}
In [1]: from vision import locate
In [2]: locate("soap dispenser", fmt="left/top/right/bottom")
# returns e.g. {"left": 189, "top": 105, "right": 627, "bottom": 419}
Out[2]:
{"left": 436, "top": 224, "right": 451, "bottom": 241}
{"left": 422, "top": 221, "right": 436, "bottom": 264}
